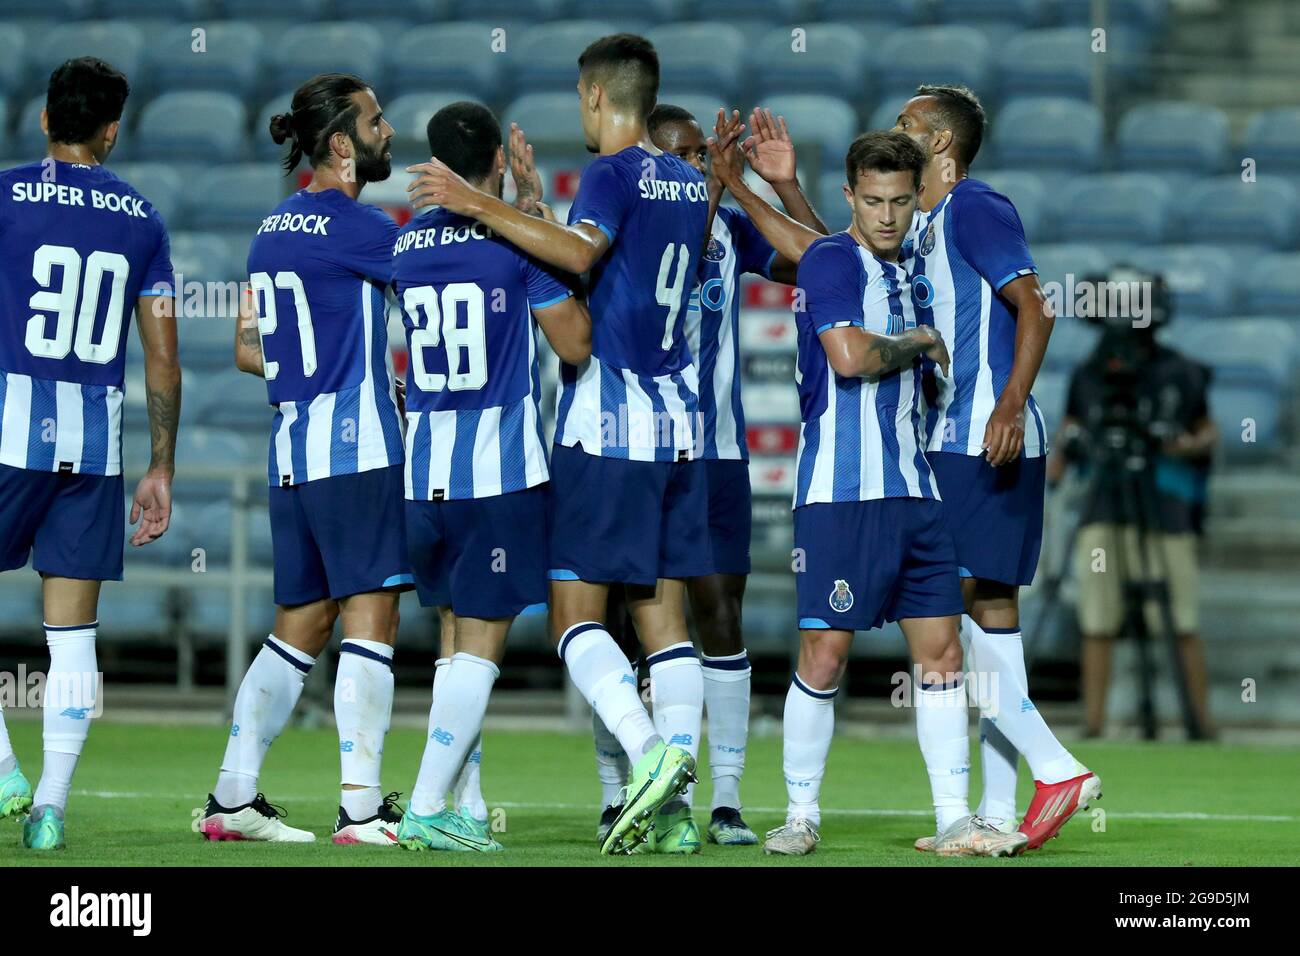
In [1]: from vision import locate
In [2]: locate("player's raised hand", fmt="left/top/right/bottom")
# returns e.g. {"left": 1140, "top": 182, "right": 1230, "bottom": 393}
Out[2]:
{"left": 406, "top": 156, "right": 483, "bottom": 216}
{"left": 706, "top": 109, "right": 746, "bottom": 190}
{"left": 129, "top": 470, "right": 172, "bottom": 547}
{"left": 508, "top": 122, "right": 543, "bottom": 215}
{"left": 982, "top": 396, "right": 1026, "bottom": 467}
{"left": 742, "top": 108, "right": 797, "bottom": 186}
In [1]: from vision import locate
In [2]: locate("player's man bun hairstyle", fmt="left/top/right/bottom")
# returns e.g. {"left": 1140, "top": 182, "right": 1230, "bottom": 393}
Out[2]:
{"left": 45, "top": 57, "right": 130, "bottom": 146}
{"left": 426, "top": 101, "right": 502, "bottom": 185}
{"left": 578, "top": 33, "right": 660, "bottom": 121}
{"left": 845, "top": 130, "right": 927, "bottom": 192}
{"left": 647, "top": 103, "right": 697, "bottom": 140}
{"left": 914, "top": 83, "right": 986, "bottom": 167}
{"left": 271, "top": 72, "right": 371, "bottom": 174}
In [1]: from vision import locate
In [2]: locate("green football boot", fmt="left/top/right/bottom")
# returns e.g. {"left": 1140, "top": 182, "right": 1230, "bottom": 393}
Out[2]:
{"left": 0, "top": 764, "right": 33, "bottom": 821}
{"left": 652, "top": 803, "right": 702, "bottom": 855}
{"left": 599, "top": 740, "right": 696, "bottom": 856}
{"left": 23, "top": 806, "right": 66, "bottom": 851}
{"left": 397, "top": 808, "right": 503, "bottom": 852}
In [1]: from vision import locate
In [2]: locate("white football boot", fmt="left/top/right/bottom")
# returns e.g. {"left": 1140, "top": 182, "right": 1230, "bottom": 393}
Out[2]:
{"left": 332, "top": 792, "right": 403, "bottom": 846}
{"left": 200, "top": 793, "right": 316, "bottom": 842}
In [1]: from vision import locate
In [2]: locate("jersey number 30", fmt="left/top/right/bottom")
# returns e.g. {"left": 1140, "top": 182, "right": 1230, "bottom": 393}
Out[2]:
{"left": 402, "top": 283, "right": 488, "bottom": 392}
{"left": 26, "top": 244, "right": 130, "bottom": 364}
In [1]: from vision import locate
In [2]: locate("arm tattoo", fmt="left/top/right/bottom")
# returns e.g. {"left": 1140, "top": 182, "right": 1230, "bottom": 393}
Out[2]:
{"left": 146, "top": 375, "right": 181, "bottom": 471}
{"left": 238, "top": 326, "right": 262, "bottom": 351}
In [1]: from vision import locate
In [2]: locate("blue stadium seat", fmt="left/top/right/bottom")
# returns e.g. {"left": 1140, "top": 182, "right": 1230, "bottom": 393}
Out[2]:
{"left": 148, "top": 22, "right": 263, "bottom": 99}
{"left": 1124, "top": 244, "right": 1241, "bottom": 320}
{"left": 1000, "top": 28, "right": 1096, "bottom": 100}
{"left": 1031, "top": 370, "right": 1069, "bottom": 425}
{"left": 752, "top": 25, "right": 870, "bottom": 100}
{"left": 169, "top": 233, "right": 233, "bottom": 289}
{"left": 188, "top": 587, "right": 277, "bottom": 639}
{"left": 28, "top": 22, "right": 146, "bottom": 98}
{"left": 991, "top": 97, "right": 1103, "bottom": 171}
{"left": 270, "top": 23, "right": 385, "bottom": 96}
{"left": 1040, "top": 319, "right": 1100, "bottom": 373}
{"left": 1057, "top": 0, "right": 1170, "bottom": 35}
{"left": 459, "top": 0, "right": 564, "bottom": 20}
{"left": 138, "top": 91, "right": 248, "bottom": 162}
{"left": 932, "top": 0, "right": 1052, "bottom": 27}
{"left": 874, "top": 28, "right": 992, "bottom": 106}
{"left": 1180, "top": 177, "right": 1298, "bottom": 249}
{"left": 12, "top": 95, "right": 137, "bottom": 160}
{"left": 1056, "top": 173, "right": 1172, "bottom": 243}
{"left": 761, "top": 94, "right": 858, "bottom": 172}
{"left": 653, "top": 93, "right": 729, "bottom": 130}
{"left": 111, "top": 0, "right": 206, "bottom": 15}
{"left": 1241, "top": 107, "right": 1300, "bottom": 173}
{"left": 110, "top": 162, "right": 185, "bottom": 229}
{"left": 1031, "top": 243, "right": 1110, "bottom": 292}
{"left": 219, "top": 0, "right": 328, "bottom": 18}
{"left": 2, "top": 0, "right": 92, "bottom": 20}
{"left": 193, "top": 368, "right": 275, "bottom": 431}
{"left": 647, "top": 23, "right": 746, "bottom": 100}
{"left": 182, "top": 164, "right": 285, "bottom": 231}
{"left": 253, "top": 91, "right": 295, "bottom": 161}
{"left": 1243, "top": 254, "right": 1300, "bottom": 316}
{"left": 356, "top": 0, "right": 451, "bottom": 18}
{"left": 0, "top": 25, "right": 25, "bottom": 97}
{"left": 500, "top": 93, "right": 584, "bottom": 147}
{"left": 976, "top": 170, "right": 1052, "bottom": 242}
{"left": 389, "top": 23, "right": 505, "bottom": 101}
{"left": 1117, "top": 102, "right": 1230, "bottom": 175}
{"left": 817, "top": 171, "right": 852, "bottom": 233}
{"left": 817, "top": 0, "right": 927, "bottom": 24}
{"left": 574, "top": 0, "right": 684, "bottom": 21}
{"left": 386, "top": 91, "right": 485, "bottom": 154}
{"left": 96, "top": 583, "right": 173, "bottom": 638}
{"left": 174, "top": 427, "right": 261, "bottom": 498}
{"left": 510, "top": 20, "right": 619, "bottom": 94}
{"left": 867, "top": 99, "right": 905, "bottom": 133}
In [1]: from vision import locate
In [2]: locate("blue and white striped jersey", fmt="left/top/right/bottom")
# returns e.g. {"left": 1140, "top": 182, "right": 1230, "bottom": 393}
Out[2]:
{"left": 792, "top": 233, "right": 938, "bottom": 509}
{"left": 393, "top": 208, "right": 571, "bottom": 501}
{"left": 683, "top": 206, "right": 776, "bottom": 461}
{"left": 0, "top": 160, "right": 174, "bottom": 476}
{"left": 903, "top": 178, "right": 1048, "bottom": 458}
{"left": 247, "top": 189, "right": 404, "bottom": 487}
{"left": 554, "top": 147, "right": 710, "bottom": 462}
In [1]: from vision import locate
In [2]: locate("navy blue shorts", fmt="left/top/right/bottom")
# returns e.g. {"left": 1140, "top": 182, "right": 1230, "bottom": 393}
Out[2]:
{"left": 0, "top": 464, "right": 123, "bottom": 581}
{"left": 549, "top": 443, "right": 713, "bottom": 586}
{"left": 700, "top": 458, "right": 752, "bottom": 577}
{"left": 406, "top": 484, "right": 549, "bottom": 619}
{"left": 928, "top": 452, "right": 1046, "bottom": 587}
{"left": 269, "top": 464, "right": 412, "bottom": 606}
{"left": 794, "top": 497, "right": 963, "bottom": 632}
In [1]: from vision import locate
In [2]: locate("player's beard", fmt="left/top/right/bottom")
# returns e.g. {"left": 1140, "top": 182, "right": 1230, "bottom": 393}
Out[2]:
{"left": 354, "top": 137, "right": 392, "bottom": 183}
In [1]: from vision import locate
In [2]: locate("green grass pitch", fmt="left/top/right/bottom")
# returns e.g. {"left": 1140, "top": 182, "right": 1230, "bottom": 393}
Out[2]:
{"left": 2, "top": 721, "right": 1295, "bottom": 866}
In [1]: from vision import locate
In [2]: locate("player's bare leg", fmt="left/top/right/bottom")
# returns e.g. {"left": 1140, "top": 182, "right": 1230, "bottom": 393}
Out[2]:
{"left": 202, "top": 598, "right": 336, "bottom": 843}
{"left": 765, "top": 627, "right": 848, "bottom": 856}
{"left": 330, "top": 589, "right": 402, "bottom": 844}
{"left": 688, "top": 572, "right": 756, "bottom": 844}
{"left": 961, "top": 579, "right": 1100, "bottom": 850}
{"left": 400, "top": 613, "right": 506, "bottom": 852}
{"left": 21, "top": 577, "right": 103, "bottom": 849}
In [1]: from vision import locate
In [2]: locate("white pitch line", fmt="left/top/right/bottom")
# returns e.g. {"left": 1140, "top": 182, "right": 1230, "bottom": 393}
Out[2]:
{"left": 71, "top": 791, "right": 1296, "bottom": 823}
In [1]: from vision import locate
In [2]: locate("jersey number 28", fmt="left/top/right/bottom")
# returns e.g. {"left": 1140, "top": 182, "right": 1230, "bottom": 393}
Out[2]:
{"left": 402, "top": 283, "right": 488, "bottom": 392}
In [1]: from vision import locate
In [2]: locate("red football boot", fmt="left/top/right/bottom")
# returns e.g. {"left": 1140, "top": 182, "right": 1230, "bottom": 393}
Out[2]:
{"left": 1018, "top": 770, "right": 1103, "bottom": 850}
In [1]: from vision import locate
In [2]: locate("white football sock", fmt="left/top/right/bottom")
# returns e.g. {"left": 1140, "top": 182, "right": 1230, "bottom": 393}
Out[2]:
{"left": 411, "top": 652, "right": 499, "bottom": 816}
{"left": 915, "top": 678, "right": 971, "bottom": 834}
{"left": 963, "top": 617, "right": 1022, "bottom": 825}
{"left": 971, "top": 623, "right": 1078, "bottom": 785}
{"left": 0, "top": 702, "right": 14, "bottom": 774}
{"left": 783, "top": 674, "right": 835, "bottom": 827}
{"left": 702, "top": 650, "right": 751, "bottom": 810}
{"left": 648, "top": 642, "right": 703, "bottom": 806}
{"left": 341, "top": 786, "right": 382, "bottom": 821}
{"left": 592, "top": 710, "right": 630, "bottom": 808}
{"left": 559, "top": 622, "right": 659, "bottom": 759}
{"left": 452, "top": 734, "right": 486, "bottom": 822}
{"left": 335, "top": 639, "right": 395, "bottom": 816}
{"left": 432, "top": 657, "right": 450, "bottom": 697}
{"left": 215, "top": 634, "right": 313, "bottom": 808}
{"left": 34, "top": 622, "right": 99, "bottom": 813}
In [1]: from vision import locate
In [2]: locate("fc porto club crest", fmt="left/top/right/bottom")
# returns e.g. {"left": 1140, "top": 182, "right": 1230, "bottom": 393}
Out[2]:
{"left": 704, "top": 236, "right": 726, "bottom": 262}
{"left": 829, "top": 579, "right": 854, "bottom": 613}
{"left": 919, "top": 222, "right": 937, "bottom": 257}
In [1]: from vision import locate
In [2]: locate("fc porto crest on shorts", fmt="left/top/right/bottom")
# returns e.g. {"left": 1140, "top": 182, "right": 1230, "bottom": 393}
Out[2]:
{"left": 829, "top": 579, "right": 854, "bottom": 613}
{"left": 919, "top": 222, "right": 937, "bottom": 257}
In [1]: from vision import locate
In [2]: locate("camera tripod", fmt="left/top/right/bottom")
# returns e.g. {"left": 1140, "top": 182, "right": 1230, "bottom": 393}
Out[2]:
{"left": 1032, "top": 423, "right": 1205, "bottom": 741}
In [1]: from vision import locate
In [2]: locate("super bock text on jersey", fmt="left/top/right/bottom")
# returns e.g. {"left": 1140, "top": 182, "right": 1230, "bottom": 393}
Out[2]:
{"left": 791, "top": 234, "right": 961, "bottom": 632}
{"left": 0, "top": 160, "right": 174, "bottom": 581}
{"left": 548, "top": 147, "right": 715, "bottom": 585}
{"left": 393, "top": 207, "right": 572, "bottom": 618}
{"left": 246, "top": 187, "right": 410, "bottom": 606}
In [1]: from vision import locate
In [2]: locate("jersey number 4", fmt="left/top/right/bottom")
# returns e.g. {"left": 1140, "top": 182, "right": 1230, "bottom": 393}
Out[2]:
{"left": 26, "top": 244, "right": 130, "bottom": 364}
{"left": 402, "top": 283, "right": 488, "bottom": 392}
{"left": 655, "top": 243, "right": 691, "bottom": 351}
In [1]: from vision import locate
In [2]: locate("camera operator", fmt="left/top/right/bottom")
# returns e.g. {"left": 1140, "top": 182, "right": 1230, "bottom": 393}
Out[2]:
{"left": 1046, "top": 269, "right": 1217, "bottom": 739}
